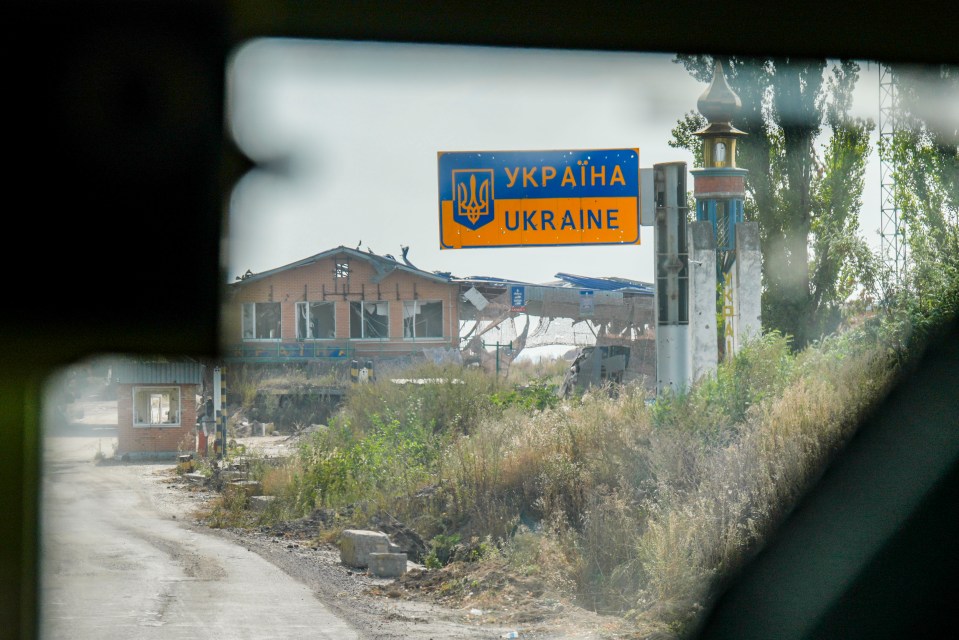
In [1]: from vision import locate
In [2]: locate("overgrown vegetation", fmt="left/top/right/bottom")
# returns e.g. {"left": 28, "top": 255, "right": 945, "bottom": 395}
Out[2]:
{"left": 208, "top": 62, "right": 957, "bottom": 628}
{"left": 669, "top": 57, "right": 879, "bottom": 349}
{"left": 200, "top": 277, "right": 959, "bottom": 637}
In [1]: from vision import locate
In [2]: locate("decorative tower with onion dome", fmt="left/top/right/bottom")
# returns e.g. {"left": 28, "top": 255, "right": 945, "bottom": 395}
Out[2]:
{"left": 692, "top": 61, "right": 762, "bottom": 361}
{"left": 654, "top": 61, "right": 763, "bottom": 394}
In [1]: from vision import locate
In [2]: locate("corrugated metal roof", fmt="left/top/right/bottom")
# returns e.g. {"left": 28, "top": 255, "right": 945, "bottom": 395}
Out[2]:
{"left": 454, "top": 276, "right": 535, "bottom": 286}
{"left": 114, "top": 360, "right": 203, "bottom": 384}
{"left": 553, "top": 272, "right": 655, "bottom": 296}
{"left": 526, "top": 286, "right": 624, "bottom": 304}
{"left": 454, "top": 273, "right": 655, "bottom": 297}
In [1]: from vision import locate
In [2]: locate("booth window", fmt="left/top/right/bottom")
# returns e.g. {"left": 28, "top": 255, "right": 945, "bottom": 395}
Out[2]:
{"left": 133, "top": 386, "right": 180, "bottom": 426}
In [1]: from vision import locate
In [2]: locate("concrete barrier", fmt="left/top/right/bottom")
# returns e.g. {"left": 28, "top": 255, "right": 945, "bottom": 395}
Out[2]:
{"left": 184, "top": 472, "right": 208, "bottom": 485}
{"left": 249, "top": 495, "right": 277, "bottom": 512}
{"left": 227, "top": 480, "right": 262, "bottom": 497}
{"left": 369, "top": 552, "right": 407, "bottom": 578}
{"left": 339, "top": 530, "right": 391, "bottom": 568}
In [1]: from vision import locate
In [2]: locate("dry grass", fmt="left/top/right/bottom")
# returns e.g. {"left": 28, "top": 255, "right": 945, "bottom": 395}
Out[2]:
{"left": 626, "top": 333, "right": 899, "bottom": 635}
{"left": 234, "top": 322, "right": 908, "bottom": 638}
{"left": 260, "top": 462, "right": 297, "bottom": 497}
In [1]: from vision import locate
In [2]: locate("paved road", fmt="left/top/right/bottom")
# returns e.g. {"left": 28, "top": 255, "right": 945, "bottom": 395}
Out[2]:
{"left": 39, "top": 430, "right": 360, "bottom": 640}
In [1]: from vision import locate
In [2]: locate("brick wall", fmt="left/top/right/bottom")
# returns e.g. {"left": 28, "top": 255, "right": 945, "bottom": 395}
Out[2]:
{"left": 117, "top": 383, "right": 198, "bottom": 457}
{"left": 693, "top": 174, "right": 746, "bottom": 198}
{"left": 227, "top": 253, "right": 460, "bottom": 354}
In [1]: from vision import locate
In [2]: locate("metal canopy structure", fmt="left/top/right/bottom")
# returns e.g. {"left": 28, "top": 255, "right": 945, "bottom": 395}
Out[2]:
{"left": 456, "top": 274, "right": 656, "bottom": 387}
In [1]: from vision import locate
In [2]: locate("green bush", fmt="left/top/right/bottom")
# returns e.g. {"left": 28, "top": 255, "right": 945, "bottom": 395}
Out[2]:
{"left": 424, "top": 532, "right": 462, "bottom": 568}
{"left": 650, "top": 331, "right": 795, "bottom": 447}
{"left": 245, "top": 318, "right": 926, "bottom": 635}
{"left": 490, "top": 378, "right": 560, "bottom": 411}
{"left": 286, "top": 409, "right": 441, "bottom": 515}
{"left": 339, "top": 363, "right": 496, "bottom": 436}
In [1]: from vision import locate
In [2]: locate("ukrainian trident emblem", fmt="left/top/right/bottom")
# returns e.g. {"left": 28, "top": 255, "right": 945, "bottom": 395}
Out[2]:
{"left": 452, "top": 169, "right": 495, "bottom": 230}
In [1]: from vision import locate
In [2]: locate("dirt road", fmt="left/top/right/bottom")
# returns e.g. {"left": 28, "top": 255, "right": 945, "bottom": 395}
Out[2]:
{"left": 37, "top": 401, "right": 531, "bottom": 639}
{"left": 39, "top": 390, "right": 622, "bottom": 639}
{"left": 40, "top": 429, "right": 363, "bottom": 639}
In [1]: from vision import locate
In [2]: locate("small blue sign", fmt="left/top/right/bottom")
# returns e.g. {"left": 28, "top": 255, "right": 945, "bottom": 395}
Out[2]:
{"left": 579, "top": 290, "right": 595, "bottom": 317}
{"left": 511, "top": 286, "right": 527, "bottom": 312}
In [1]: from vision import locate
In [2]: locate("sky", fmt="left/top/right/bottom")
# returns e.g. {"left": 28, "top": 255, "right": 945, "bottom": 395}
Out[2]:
{"left": 225, "top": 38, "right": 890, "bottom": 287}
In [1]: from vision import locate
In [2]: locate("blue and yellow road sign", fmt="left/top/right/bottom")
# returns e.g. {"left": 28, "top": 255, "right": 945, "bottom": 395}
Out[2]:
{"left": 438, "top": 149, "right": 640, "bottom": 249}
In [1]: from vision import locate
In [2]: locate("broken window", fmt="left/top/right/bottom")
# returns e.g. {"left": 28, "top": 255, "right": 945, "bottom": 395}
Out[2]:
{"left": 133, "top": 386, "right": 180, "bottom": 426}
{"left": 296, "top": 301, "right": 336, "bottom": 339}
{"left": 403, "top": 300, "right": 443, "bottom": 338}
{"left": 350, "top": 301, "right": 389, "bottom": 339}
{"left": 242, "top": 302, "right": 281, "bottom": 340}
{"left": 335, "top": 261, "right": 350, "bottom": 278}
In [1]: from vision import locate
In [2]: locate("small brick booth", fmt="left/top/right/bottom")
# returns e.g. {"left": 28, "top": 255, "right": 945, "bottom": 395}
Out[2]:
{"left": 114, "top": 359, "right": 203, "bottom": 460}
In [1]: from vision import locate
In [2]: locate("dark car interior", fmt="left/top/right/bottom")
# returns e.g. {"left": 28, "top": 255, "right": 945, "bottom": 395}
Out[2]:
{"left": 6, "top": 2, "right": 957, "bottom": 638}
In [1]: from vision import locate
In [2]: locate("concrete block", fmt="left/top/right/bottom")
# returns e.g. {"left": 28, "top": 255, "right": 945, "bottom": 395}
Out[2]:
{"left": 249, "top": 495, "right": 277, "bottom": 512}
{"left": 340, "top": 529, "right": 391, "bottom": 568}
{"left": 735, "top": 222, "right": 763, "bottom": 351}
{"left": 227, "top": 480, "right": 261, "bottom": 497}
{"left": 184, "top": 472, "right": 208, "bottom": 485}
{"left": 369, "top": 552, "right": 407, "bottom": 578}
{"left": 689, "top": 221, "right": 719, "bottom": 383}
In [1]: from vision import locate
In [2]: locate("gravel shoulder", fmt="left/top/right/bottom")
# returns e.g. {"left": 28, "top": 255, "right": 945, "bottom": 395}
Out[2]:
{"left": 139, "top": 458, "right": 623, "bottom": 640}
{"left": 69, "top": 398, "right": 626, "bottom": 639}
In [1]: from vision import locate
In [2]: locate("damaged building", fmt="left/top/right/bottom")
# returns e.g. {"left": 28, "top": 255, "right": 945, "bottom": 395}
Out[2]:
{"left": 456, "top": 272, "right": 657, "bottom": 391}
{"left": 224, "top": 246, "right": 461, "bottom": 367}
{"left": 224, "top": 244, "right": 658, "bottom": 392}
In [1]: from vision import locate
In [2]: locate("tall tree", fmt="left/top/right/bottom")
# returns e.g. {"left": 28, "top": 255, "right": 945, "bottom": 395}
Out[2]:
{"left": 809, "top": 61, "right": 877, "bottom": 336}
{"left": 670, "top": 57, "right": 875, "bottom": 348}
{"left": 885, "top": 64, "right": 959, "bottom": 341}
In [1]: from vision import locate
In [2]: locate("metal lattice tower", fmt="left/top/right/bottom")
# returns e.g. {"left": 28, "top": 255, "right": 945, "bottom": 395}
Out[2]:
{"left": 879, "top": 64, "right": 907, "bottom": 289}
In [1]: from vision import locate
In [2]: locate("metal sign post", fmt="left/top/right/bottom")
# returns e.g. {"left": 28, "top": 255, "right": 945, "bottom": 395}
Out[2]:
{"left": 482, "top": 340, "right": 513, "bottom": 379}
{"left": 213, "top": 367, "right": 223, "bottom": 460}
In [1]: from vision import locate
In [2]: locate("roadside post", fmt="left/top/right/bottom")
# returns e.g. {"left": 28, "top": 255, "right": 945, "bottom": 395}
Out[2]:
{"left": 482, "top": 340, "right": 513, "bottom": 379}
{"left": 213, "top": 367, "right": 224, "bottom": 460}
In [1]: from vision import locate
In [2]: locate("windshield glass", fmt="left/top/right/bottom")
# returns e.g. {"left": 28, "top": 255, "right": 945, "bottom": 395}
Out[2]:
{"left": 39, "top": 39, "right": 958, "bottom": 640}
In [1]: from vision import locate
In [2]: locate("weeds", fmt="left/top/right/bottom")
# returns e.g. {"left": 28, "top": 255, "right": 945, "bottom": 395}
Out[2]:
{"left": 93, "top": 440, "right": 106, "bottom": 463}
{"left": 490, "top": 378, "right": 561, "bottom": 412}
{"left": 206, "top": 487, "right": 252, "bottom": 529}
{"left": 424, "top": 533, "right": 462, "bottom": 569}
{"left": 209, "top": 313, "right": 924, "bottom": 636}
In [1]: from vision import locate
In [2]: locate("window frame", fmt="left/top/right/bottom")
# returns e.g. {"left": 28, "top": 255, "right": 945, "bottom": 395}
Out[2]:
{"left": 402, "top": 299, "right": 444, "bottom": 339}
{"left": 132, "top": 386, "right": 181, "bottom": 427}
{"left": 296, "top": 300, "right": 337, "bottom": 339}
{"left": 349, "top": 300, "right": 390, "bottom": 339}
{"left": 242, "top": 301, "right": 282, "bottom": 341}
